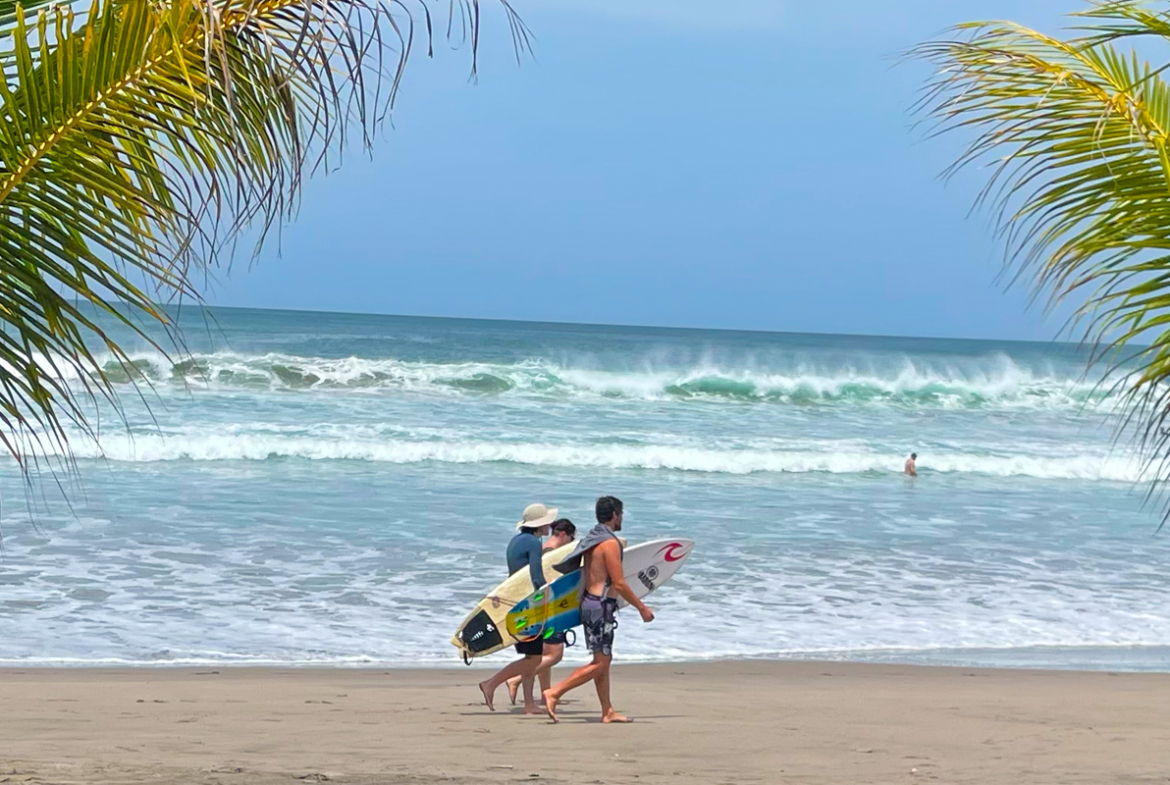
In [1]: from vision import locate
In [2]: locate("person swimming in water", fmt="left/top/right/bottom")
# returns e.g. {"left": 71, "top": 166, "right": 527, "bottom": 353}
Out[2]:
{"left": 904, "top": 452, "right": 918, "bottom": 477}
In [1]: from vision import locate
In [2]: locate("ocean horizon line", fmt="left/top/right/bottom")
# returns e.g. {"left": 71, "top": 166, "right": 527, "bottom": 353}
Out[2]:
{"left": 165, "top": 302, "right": 1088, "bottom": 349}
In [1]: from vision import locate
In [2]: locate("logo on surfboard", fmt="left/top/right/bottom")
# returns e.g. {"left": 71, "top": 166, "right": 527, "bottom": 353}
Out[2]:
{"left": 656, "top": 542, "right": 690, "bottom": 562}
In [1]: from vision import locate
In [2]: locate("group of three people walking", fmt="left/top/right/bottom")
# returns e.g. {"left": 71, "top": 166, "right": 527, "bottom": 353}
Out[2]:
{"left": 478, "top": 496, "right": 655, "bottom": 723}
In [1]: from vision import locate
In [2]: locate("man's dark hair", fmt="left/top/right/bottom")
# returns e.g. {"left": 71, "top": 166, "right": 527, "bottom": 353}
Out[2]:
{"left": 551, "top": 519, "right": 576, "bottom": 537}
{"left": 595, "top": 496, "right": 623, "bottom": 524}
{"left": 911, "top": 453, "right": 917, "bottom": 460}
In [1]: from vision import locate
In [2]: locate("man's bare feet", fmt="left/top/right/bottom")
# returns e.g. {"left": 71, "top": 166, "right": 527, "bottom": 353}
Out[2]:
{"left": 522, "top": 704, "right": 542, "bottom": 715}
{"left": 506, "top": 677, "right": 520, "bottom": 706}
{"left": 543, "top": 689, "right": 560, "bottom": 723}
{"left": 601, "top": 709, "right": 632, "bottom": 723}
{"left": 479, "top": 681, "right": 495, "bottom": 712}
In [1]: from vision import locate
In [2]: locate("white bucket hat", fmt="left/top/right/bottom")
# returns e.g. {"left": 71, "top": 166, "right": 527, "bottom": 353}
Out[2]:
{"left": 516, "top": 502, "right": 558, "bottom": 531}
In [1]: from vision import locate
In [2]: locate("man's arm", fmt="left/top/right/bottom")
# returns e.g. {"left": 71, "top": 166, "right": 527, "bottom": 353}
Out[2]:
{"left": 599, "top": 540, "right": 654, "bottom": 622}
{"left": 527, "top": 538, "right": 546, "bottom": 588}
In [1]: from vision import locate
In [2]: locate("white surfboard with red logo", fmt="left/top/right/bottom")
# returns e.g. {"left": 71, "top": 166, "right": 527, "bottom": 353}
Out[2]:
{"left": 614, "top": 538, "right": 695, "bottom": 609}
{"left": 500, "top": 538, "right": 695, "bottom": 647}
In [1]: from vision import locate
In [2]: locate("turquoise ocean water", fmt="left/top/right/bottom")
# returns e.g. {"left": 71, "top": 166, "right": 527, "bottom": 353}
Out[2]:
{"left": 1, "top": 307, "right": 1168, "bottom": 670}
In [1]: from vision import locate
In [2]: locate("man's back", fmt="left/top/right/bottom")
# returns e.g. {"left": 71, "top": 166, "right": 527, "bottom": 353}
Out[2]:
{"left": 583, "top": 538, "right": 620, "bottom": 597}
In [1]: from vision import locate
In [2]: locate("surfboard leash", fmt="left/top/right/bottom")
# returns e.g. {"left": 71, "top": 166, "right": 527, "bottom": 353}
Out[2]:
{"left": 514, "top": 586, "right": 552, "bottom": 644}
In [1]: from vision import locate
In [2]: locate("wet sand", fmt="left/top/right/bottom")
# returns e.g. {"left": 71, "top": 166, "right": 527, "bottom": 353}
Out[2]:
{"left": 2, "top": 661, "right": 1168, "bottom": 784}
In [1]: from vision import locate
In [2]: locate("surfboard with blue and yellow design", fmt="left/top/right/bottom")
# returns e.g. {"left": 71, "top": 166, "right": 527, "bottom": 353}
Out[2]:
{"left": 505, "top": 538, "right": 695, "bottom": 642}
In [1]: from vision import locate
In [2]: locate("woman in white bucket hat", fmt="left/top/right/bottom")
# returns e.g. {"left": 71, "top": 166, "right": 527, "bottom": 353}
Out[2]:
{"left": 515, "top": 502, "right": 558, "bottom": 532}
{"left": 478, "top": 502, "right": 558, "bottom": 714}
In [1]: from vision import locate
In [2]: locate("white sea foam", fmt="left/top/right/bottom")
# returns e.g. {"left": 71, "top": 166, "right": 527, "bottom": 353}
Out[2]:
{"left": 3, "top": 511, "right": 1169, "bottom": 669}
{"left": 42, "top": 432, "right": 1145, "bottom": 482}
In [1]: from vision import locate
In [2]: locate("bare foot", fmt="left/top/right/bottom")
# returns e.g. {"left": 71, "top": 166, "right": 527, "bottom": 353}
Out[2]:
{"left": 522, "top": 704, "right": 542, "bottom": 715}
{"left": 478, "top": 681, "right": 495, "bottom": 712}
{"left": 506, "top": 677, "right": 520, "bottom": 706}
{"left": 543, "top": 689, "right": 560, "bottom": 723}
{"left": 601, "top": 710, "right": 632, "bottom": 723}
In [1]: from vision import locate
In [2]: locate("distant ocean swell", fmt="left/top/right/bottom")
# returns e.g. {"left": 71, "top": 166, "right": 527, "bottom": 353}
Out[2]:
{"left": 44, "top": 431, "right": 1144, "bottom": 481}
{"left": 70, "top": 350, "right": 1120, "bottom": 410}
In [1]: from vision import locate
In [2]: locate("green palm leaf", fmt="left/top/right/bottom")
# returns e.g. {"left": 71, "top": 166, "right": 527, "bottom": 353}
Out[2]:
{"left": 912, "top": 0, "right": 1170, "bottom": 515}
{"left": 0, "top": 0, "right": 523, "bottom": 475}
{"left": 0, "top": 0, "right": 56, "bottom": 31}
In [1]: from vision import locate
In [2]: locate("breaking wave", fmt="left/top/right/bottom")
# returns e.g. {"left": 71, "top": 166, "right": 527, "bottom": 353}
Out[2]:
{"left": 77, "top": 350, "right": 1120, "bottom": 411}
{"left": 56, "top": 433, "right": 1145, "bottom": 482}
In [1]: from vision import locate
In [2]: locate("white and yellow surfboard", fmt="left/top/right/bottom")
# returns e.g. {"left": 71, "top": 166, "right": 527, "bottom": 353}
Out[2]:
{"left": 452, "top": 538, "right": 628, "bottom": 661}
{"left": 451, "top": 542, "right": 577, "bottom": 660}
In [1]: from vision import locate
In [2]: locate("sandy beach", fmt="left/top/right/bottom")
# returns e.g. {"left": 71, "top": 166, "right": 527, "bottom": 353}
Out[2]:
{"left": 1, "top": 661, "right": 1167, "bottom": 784}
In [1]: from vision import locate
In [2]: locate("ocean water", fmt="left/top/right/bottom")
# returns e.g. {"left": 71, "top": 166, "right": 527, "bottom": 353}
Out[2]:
{"left": 1, "top": 307, "right": 1169, "bottom": 671}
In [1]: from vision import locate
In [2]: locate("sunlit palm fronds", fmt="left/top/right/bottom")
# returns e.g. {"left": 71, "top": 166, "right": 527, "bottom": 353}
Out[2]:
{"left": 912, "top": 0, "right": 1170, "bottom": 509}
{"left": 0, "top": 0, "right": 525, "bottom": 472}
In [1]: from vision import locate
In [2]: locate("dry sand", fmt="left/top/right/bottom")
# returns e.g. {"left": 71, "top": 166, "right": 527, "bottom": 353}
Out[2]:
{"left": 2, "top": 662, "right": 1168, "bottom": 784}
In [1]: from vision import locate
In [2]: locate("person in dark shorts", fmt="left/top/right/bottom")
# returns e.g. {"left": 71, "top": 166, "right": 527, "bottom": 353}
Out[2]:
{"left": 543, "top": 496, "right": 655, "bottom": 724}
{"left": 581, "top": 589, "right": 617, "bottom": 656}
{"left": 507, "top": 519, "right": 576, "bottom": 706}
{"left": 478, "top": 503, "right": 558, "bottom": 714}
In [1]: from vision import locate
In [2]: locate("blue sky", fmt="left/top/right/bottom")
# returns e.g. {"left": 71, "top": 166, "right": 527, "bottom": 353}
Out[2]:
{"left": 210, "top": 0, "right": 1078, "bottom": 340}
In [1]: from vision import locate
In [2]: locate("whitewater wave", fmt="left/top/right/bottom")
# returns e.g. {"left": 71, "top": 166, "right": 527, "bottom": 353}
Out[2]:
{"left": 53, "top": 433, "right": 1145, "bottom": 481}
{"left": 70, "top": 350, "right": 1123, "bottom": 411}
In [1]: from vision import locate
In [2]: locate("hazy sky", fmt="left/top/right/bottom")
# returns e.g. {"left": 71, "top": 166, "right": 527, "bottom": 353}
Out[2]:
{"left": 210, "top": 0, "right": 1080, "bottom": 340}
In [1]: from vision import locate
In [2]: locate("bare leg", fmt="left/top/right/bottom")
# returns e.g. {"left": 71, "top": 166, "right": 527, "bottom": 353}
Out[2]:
{"left": 595, "top": 661, "right": 630, "bottom": 723}
{"left": 513, "top": 644, "right": 566, "bottom": 706}
{"left": 544, "top": 653, "right": 608, "bottom": 723}
{"left": 594, "top": 659, "right": 612, "bottom": 715}
{"left": 537, "top": 643, "right": 564, "bottom": 700}
{"left": 510, "top": 641, "right": 564, "bottom": 709}
{"left": 479, "top": 656, "right": 540, "bottom": 712}
{"left": 506, "top": 676, "right": 520, "bottom": 705}
{"left": 538, "top": 669, "right": 552, "bottom": 698}
{"left": 521, "top": 672, "right": 539, "bottom": 713}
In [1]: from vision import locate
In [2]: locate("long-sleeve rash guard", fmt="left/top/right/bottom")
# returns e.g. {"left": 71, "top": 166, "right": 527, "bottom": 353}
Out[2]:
{"left": 506, "top": 530, "right": 545, "bottom": 588}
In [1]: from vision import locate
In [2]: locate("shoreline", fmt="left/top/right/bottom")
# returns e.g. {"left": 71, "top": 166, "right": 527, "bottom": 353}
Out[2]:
{"left": 3, "top": 660, "right": 1168, "bottom": 784}
{"left": 3, "top": 647, "right": 1169, "bottom": 673}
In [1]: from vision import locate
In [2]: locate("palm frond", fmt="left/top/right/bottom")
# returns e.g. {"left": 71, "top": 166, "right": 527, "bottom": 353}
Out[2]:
{"left": 0, "top": 0, "right": 519, "bottom": 476}
{"left": 911, "top": 2, "right": 1170, "bottom": 513}
{"left": 0, "top": 0, "right": 57, "bottom": 31}
{"left": 1071, "top": 1, "right": 1170, "bottom": 45}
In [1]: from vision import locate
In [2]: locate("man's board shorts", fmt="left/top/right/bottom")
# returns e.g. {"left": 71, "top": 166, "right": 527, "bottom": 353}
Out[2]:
{"left": 581, "top": 591, "right": 618, "bottom": 656}
{"left": 514, "top": 638, "right": 544, "bottom": 656}
{"left": 544, "top": 630, "right": 568, "bottom": 646}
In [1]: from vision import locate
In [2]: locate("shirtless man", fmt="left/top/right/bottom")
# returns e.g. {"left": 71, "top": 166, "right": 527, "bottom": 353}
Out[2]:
{"left": 507, "top": 519, "right": 576, "bottom": 706}
{"left": 904, "top": 452, "right": 918, "bottom": 477}
{"left": 543, "top": 496, "right": 654, "bottom": 724}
